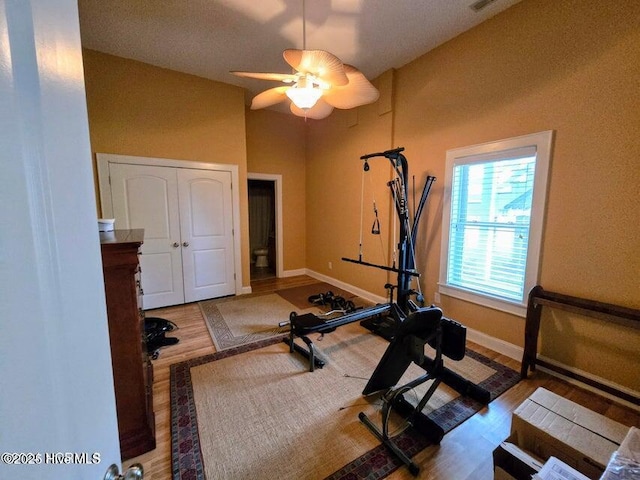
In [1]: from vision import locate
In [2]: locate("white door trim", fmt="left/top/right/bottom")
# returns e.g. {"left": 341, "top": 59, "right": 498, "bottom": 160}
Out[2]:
{"left": 2, "top": 1, "right": 121, "bottom": 476}
{"left": 97, "top": 153, "right": 243, "bottom": 295}
{"left": 248, "top": 172, "right": 284, "bottom": 278}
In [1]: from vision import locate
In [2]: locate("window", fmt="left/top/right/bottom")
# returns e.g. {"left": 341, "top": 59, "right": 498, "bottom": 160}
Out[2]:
{"left": 439, "top": 131, "right": 553, "bottom": 316}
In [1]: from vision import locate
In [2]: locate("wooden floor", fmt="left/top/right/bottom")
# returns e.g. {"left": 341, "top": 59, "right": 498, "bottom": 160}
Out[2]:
{"left": 125, "top": 275, "right": 639, "bottom": 480}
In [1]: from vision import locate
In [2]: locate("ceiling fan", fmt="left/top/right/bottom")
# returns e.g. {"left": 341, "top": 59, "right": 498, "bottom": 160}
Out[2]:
{"left": 230, "top": 0, "right": 379, "bottom": 120}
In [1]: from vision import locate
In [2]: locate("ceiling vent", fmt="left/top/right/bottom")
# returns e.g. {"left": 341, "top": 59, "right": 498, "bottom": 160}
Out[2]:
{"left": 469, "top": 0, "right": 498, "bottom": 12}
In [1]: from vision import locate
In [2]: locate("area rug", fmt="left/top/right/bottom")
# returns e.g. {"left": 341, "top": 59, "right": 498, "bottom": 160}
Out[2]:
{"left": 171, "top": 322, "right": 520, "bottom": 480}
{"left": 199, "top": 293, "right": 320, "bottom": 351}
{"left": 276, "top": 282, "right": 360, "bottom": 310}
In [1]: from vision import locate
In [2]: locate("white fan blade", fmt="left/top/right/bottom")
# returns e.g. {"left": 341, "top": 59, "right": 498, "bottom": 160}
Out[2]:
{"left": 231, "top": 71, "right": 298, "bottom": 83}
{"left": 289, "top": 97, "right": 334, "bottom": 120}
{"left": 283, "top": 49, "right": 348, "bottom": 86}
{"left": 323, "top": 65, "right": 379, "bottom": 109}
{"left": 251, "top": 86, "right": 289, "bottom": 110}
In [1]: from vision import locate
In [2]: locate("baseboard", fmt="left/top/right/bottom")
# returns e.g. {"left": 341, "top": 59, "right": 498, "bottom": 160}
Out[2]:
{"left": 465, "top": 327, "right": 523, "bottom": 362}
{"left": 240, "top": 285, "right": 252, "bottom": 295}
{"left": 535, "top": 355, "right": 640, "bottom": 411}
{"left": 305, "top": 269, "right": 388, "bottom": 305}
{"left": 464, "top": 327, "right": 639, "bottom": 410}
{"left": 281, "top": 268, "right": 307, "bottom": 278}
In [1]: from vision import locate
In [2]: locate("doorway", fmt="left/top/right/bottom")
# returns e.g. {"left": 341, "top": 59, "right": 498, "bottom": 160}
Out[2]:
{"left": 248, "top": 178, "right": 277, "bottom": 280}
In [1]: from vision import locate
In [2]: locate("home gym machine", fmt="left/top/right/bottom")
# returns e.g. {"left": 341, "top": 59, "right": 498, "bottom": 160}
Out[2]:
{"left": 280, "top": 147, "right": 492, "bottom": 475}
{"left": 281, "top": 147, "right": 434, "bottom": 371}
{"left": 282, "top": 146, "right": 491, "bottom": 393}
{"left": 359, "top": 305, "right": 466, "bottom": 476}
{"left": 344, "top": 147, "right": 434, "bottom": 339}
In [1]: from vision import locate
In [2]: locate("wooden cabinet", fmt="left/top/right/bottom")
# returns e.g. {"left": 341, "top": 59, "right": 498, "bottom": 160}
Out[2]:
{"left": 100, "top": 229, "right": 155, "bottom": 459}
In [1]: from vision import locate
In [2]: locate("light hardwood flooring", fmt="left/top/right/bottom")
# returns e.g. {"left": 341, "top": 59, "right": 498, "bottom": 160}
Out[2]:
{"left": 125, "top": 275, "right": 639, "bottom": 480}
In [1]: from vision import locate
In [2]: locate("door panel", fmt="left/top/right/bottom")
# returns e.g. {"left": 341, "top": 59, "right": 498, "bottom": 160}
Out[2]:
{"left": 122, "top": 176, "right": 173, "bottom": 238}
{"left": 190, "top": 180, "right": 224, "bottom": 236}
{"left": 109, "top": 163, "right": 185, "bottom": 308}
{"left": 141, "top": 252, "right": 178, "bottom": 294}
{"left": 193, "top": 249, "right": 227, "bottom": 286}
{"left": 178, "top": 169, "right": 235, "bottom": 302}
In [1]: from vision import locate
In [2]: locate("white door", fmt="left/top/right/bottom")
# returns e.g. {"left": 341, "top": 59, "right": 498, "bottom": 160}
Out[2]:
{"left": 107, "top": 162, "right": 236, "bottom": 308}
{"left": 178, "top": 169, "right": 236, "bottom": 301}
{"left": 1, "top": 1, "right": 122, "bottom": 478}
{"left": 110, "top": 163, "right": 185, "bottom": 308}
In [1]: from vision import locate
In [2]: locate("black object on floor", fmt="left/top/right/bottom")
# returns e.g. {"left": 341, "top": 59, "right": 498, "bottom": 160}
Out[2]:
{"left": 145, "top": 317, "right": 179, "bottom": 360}
{"left": 145, "top": 317, "right": 177, "bottom": 335}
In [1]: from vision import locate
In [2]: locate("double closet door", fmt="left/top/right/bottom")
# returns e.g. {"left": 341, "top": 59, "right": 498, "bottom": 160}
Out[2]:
{"left": 108, "top": 162, "right": 235, "bottom": 309}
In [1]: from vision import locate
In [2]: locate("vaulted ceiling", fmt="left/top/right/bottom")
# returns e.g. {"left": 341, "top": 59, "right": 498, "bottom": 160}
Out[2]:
{"left": 78, "top": 0, "right": 521, "bottom": 104}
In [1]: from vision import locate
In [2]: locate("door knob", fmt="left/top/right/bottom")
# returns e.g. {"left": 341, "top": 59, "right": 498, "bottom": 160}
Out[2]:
{"left": 104, "top": 463, "right": 144, "bottom": 480}
{"left": 182, "top": 241, "right": 190, "bottom": 247}
{"left": 172, "top": 242, "right": 180, "bottom": 248}
{"left": 123, "top": 464, "right": 144, "bottom": 480}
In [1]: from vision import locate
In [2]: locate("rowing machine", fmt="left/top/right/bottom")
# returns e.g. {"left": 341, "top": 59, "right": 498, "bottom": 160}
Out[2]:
{"left": 280, "top": 303, "right": 393, "bottom": 372}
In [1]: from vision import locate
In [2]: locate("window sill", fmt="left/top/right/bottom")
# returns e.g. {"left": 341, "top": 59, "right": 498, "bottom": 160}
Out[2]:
{"left": 438, "top": 284, "right": 527, "bottom": 317}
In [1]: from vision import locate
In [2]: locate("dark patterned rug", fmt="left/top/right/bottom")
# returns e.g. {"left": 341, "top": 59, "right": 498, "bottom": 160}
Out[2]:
{"left": 170, "top": 335, "right": 519, "bottom": 479}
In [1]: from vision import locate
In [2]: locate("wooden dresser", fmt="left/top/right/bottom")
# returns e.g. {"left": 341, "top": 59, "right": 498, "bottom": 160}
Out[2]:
{"left": 100, "top": 229, "right": 155, "bottom": 459}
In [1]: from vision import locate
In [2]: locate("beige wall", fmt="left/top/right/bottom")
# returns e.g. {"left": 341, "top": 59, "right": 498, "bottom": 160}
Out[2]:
{"left": 82, "top": 0, "right": 639, "bottom": 391}
{"left": 307, "top": 0, "right": 639, "bottom": 390}
{"left": 306, "top": 70, "right": 396, "bottom": 296}
{"left": 394, "top": 0, "right": 640, "bottom": 390}
{"left": 82, "top": 49, "right": 254, "bottom": 287}
{"left": 245, "top": 109, "right": 307, "bottom": 271}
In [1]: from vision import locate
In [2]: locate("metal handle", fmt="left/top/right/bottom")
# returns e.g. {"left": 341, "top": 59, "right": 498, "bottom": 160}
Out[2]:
{"left": 124, "top": 464, "right": 144, "bottom": 480}
{"left": 104, "top": 463, "right": 144, "bottom": 480}
{"left": 172, "top": 242, "right": 180, "bottom": 248}
{"left": 182, "top": 241, "right": 189, "bottom": 247}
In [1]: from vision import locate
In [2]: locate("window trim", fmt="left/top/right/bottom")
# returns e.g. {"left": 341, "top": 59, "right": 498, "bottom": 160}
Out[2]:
{"left": 438, "top": 131, "right": 554, "bottom": 317}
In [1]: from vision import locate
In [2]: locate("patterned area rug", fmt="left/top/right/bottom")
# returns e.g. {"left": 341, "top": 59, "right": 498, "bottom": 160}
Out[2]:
{"left": 199, "top": 293, "right": 320, "bottom": 351}
{"left": 171, "top": 323, "right": 520, "bottom": 479}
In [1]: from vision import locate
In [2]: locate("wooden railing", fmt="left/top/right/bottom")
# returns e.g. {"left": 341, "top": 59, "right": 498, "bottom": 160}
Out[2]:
{"left": 521, "top": 285, "right": 640, "bottom": 405}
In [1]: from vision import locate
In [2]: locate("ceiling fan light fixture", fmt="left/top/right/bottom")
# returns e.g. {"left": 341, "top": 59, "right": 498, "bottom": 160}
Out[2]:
{"left": 285, "top": 80, "right": 322, "bottom": 109}
{"left": 231, "top": 0, "right": 378, "bottom": 118}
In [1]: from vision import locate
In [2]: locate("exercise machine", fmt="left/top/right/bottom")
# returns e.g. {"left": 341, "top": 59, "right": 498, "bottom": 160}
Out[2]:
{"left": 283, "top": 303, "right": 393, "bottom": 371}
{"left": 281, "top": 147, "right": 435, "bottom": 371}
{"left": 359, "top": 307, "right": 489, "bottom": 475}
{"left": 282, "top": 147, "right": 489, "bottom": 396}
{"left": 358, "top": 306, "right": 466, "bottom": 476}
{"left": 279, "top": 147, "right": 492, "bottom": 474}
{"left": 343, "top": 147, "right": 435, "bottom": 319}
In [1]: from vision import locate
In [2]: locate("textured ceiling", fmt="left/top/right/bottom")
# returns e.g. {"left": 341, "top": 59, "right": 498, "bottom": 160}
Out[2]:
{"left": 78, "top": 0, "right": 521, "bottom": 105}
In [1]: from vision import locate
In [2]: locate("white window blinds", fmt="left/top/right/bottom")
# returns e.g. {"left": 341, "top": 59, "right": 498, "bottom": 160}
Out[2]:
{"left": 447, "top": 146, "right": 537, "bottom": 302}
{"left": 439, "top": 131, "right": 553, "bottom": 317}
